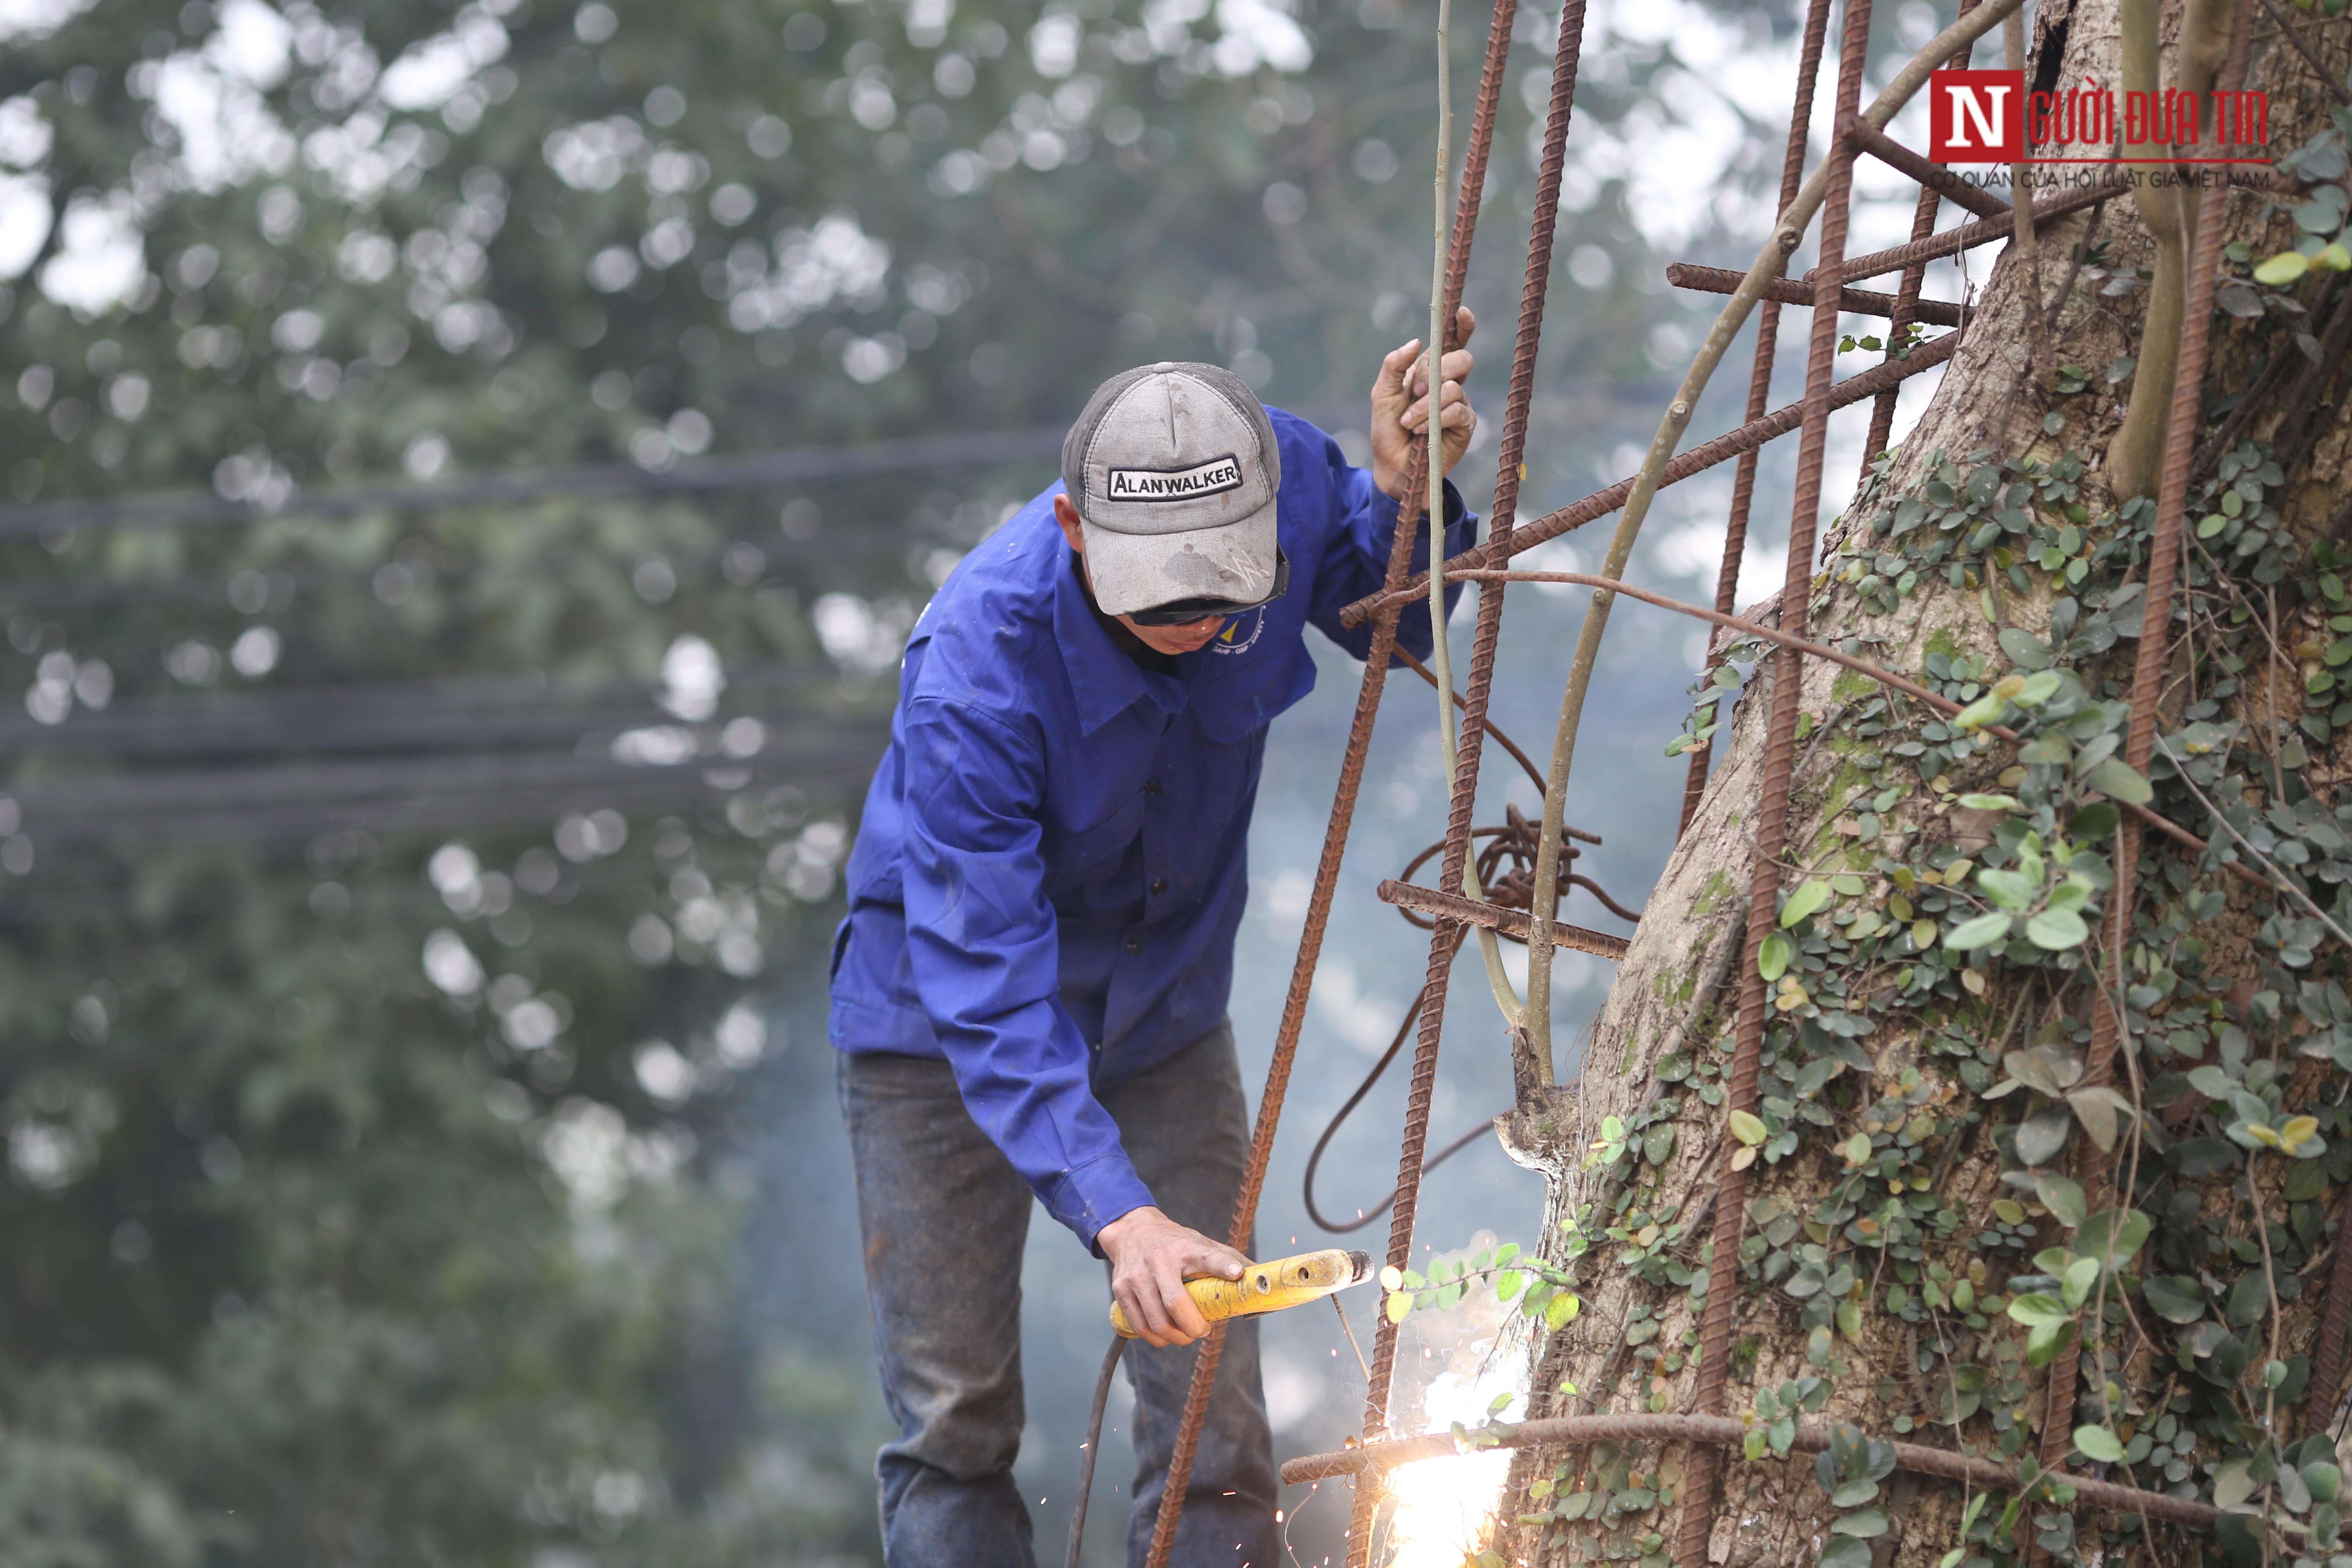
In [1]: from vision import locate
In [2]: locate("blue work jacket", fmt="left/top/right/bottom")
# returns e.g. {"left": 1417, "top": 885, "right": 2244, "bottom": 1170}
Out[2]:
{"left": 830, "top": 408, "right": 1473, "bottom": 1250}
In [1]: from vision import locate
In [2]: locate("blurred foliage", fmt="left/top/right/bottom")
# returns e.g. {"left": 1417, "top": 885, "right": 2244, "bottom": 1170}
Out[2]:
{"left": 0, "top": 0, "right": 1795, "bottom": 1558}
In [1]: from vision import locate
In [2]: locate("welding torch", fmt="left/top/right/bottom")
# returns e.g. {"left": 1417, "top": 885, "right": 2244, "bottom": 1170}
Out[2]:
{"left": 1107, "top": 1245, "right": 1375, "bottom": 1338}
{"left": 1069, "top": 1248, "right": 1374, "bottom": 1568}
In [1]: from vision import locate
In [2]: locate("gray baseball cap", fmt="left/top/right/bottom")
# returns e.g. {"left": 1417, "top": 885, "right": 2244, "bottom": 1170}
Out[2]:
{"left": 1060, "top": 361, "right": 1283, "bottom": 619}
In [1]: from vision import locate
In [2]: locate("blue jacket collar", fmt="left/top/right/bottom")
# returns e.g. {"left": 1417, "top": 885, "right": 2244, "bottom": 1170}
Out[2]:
{"left": 1053, "top": 536, "right": 1189, "bottom": 734}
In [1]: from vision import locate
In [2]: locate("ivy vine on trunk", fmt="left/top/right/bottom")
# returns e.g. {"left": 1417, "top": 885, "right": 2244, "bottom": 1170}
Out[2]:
{"left": 1372, "top": 3, "right": 2352, "bottom": 1567}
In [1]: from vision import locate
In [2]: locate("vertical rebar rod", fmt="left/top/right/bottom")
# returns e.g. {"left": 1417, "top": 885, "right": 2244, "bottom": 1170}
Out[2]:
{"left": 1337, "top": 3, "right": 1520, "bottom": 1556}
{"left": 1675, "top": 0, "right": 1836, "bottom": 839}
{"left": 1676, "top": 0, "right": 1870, "bottom": 1562}
{"left": 1859, "top": 0, "right": 1979, "bottom": 494}
{"left": 1344, "top": 1, "right": 1592, "bottom": 1559}
{"left": 2039, "top": 0, "right": 2251, "bottom": 1488}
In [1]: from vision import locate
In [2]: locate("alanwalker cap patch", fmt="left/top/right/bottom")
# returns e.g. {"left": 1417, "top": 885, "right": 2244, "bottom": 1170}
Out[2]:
{"left": 1060, "top": 362, "right": 1283, "bottom": 619}
{"left": 1104, "top": 453, "right": 1245, "bottom": 504}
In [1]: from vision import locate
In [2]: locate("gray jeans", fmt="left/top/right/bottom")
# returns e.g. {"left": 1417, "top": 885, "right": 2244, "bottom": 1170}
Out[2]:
{"left": 836, "top": 1021, "right": 1280, "bottom": 1568}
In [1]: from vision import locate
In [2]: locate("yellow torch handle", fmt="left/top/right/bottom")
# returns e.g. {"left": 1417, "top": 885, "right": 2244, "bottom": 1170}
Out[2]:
{"left": 1109, "top": 1248, "right": 1372, "bottom": 1339}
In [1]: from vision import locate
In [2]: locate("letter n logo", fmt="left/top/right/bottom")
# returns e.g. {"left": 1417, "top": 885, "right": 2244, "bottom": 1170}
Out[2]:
{"left": 1929, "top": 69, "right": 2025, "bottom": 162}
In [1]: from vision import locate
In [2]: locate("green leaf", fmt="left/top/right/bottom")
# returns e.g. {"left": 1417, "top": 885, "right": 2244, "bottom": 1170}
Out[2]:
{"left": 2068, "top": 802, "right": 2121, "bottom": 839}
{"left": 1975, "top": 867, "right": 2038, "bottom": 911}
{"left": 1781, "top": 880, "right": 1832, "bottom": 928}
{"left": 2073, "top": 1425, "right": 2126, "bottom": 1464}
{"left": 2083, "top": 755, "right": 2153, "bottom": 805}
{"left": 1728, "top": 1109, "right": 1769, "bottom": 1146}
{"left": 2034, "top": 1174, "right": 2087, "bottom": 1228}
{"left": 2061, "top": 1255, "right": 2101, "bottom": 1310}
{"left": 1954, "top": 692, "right": 2007, "bottom": 730}
{"left": 2226, "top": 1270, "right": 2271, "bottom": 1327}
{"left": 2006, "top": 1291, "right": 2070, "bottom": 1328}
{"left": 1997, "top": 627, "right": 2055, "bottom": 671}
{"left": 1957, "top": 793, "right": 2021, "bottom": 811}
{"left": 1819, "top": 1538, "right": 1874, "bottom": 1568}
{"left": 1831, "top": 1510, "right": 1890, "bottom": 1537}
{"left": 2043, "top": 877, "right": 2090, "bottom": 915}
{"left": 2141, "top": 1275, "right": 2206, "bottom": 1323}
{"left": 1758, "top": 931, "right": 1793, "bottom": 982}
{"left": 2025, "top": 907, "right": 2091, "bottom": 950}
{"left": 1943, "top": 912, "right": 2014, "bottom": 951}
{"left": 2255, "top": 249, "right": 2313, "bottom": 285}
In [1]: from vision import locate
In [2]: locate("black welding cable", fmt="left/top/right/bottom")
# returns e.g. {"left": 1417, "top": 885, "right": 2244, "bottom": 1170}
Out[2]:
{"left": 1066, "top": 1335, "right": 1127, "bottom": 1568}
{"left": 1301, "top": 932, "right": 1504, "bottom": 1234}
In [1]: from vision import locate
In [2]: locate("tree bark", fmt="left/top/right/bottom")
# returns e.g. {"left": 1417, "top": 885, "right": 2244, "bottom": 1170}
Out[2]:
{"left": 1480, "top": 3, "right": 2352, "bottom": 1564}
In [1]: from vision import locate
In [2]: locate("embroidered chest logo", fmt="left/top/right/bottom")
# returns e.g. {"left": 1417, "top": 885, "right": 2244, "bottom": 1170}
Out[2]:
{"left": 1104, "top": 453, "right": 1244, "bottom": 503}
{"left": 1209, "top": 608, "right": 1265, "bottom": 656}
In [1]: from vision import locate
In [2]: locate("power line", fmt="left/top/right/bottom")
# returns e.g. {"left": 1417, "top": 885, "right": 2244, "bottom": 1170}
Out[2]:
{"left": 0, "top": 662, "right": 850, "bottom": 757}
{"left": 4, "top": 728, "right": 889, "bottom": 845}
{"left": 0, "top": 426, "right": 1068, "bottom": 538}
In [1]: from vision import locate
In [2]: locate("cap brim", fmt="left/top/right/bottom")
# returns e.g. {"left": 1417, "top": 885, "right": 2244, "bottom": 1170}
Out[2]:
{"left": 1083, "top": 502, "right": 1280, "bottom": 618}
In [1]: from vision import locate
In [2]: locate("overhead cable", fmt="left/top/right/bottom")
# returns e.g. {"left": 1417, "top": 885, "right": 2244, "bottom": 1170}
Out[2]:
{"left": 0, "top": 426, "right": 1068, "bottom": 538}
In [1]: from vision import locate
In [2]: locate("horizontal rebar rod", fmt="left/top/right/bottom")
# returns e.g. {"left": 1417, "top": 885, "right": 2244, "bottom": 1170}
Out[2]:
{"left": 1839, "top": 113, "right": 2014, "bottom": 219}
{"left": 1375, "top": 879, "right": 1630, "bottom": 957}
{"left": 1829, "top": 168, "right": 2315, "bottom": 291}
{"left": 1338, "top": 333, "right": 1960, "bottom": 626}
{"left": 1827, "top": 179, "right": 2115, "bottom": 282}
{"left": 1277, "top": 1411, "right": 2222, "bottom": 1534}
{"left": 1665, "top": 263, "right": 1966, "bottom": 325}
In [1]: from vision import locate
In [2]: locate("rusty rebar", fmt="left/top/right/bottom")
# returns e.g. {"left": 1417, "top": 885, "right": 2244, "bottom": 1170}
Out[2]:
{"left": 1861, "top": 175, "right": 1947, "bottom": 487}
{"left": 2309, "top": 1184, "right": 2352, "bottom": 1439}
{"left": 1678, "top": 0, "right": 1870, "bottom": 1562}
{"left": 1666, "top": 263, "right": 1966, "bottom": 325}
{"left": 1149, "top": 310, "right": 1471, "bottom": 1568}
{"left": 1674, "top": 0, "right": 1833, "bottom": 839}
{"left": 1830, "top": 178, "right": 2116, "bottom": 282}
{"left": 1376, "top": 879, "right": 1630, "bottom": 956}
{"left": 1278, "top": 1411, "right": 2228, "bottom": 1534}
{"left": 1840, "top": 113, "right": 2013, "bottom": 219}
{"left": 1348, "top": 0, "right": 1580, "bottom": 1557}
{"left": 1338, "top": 331, "right": 1960, "bottom": 628}
{"left": 1513, "top": 0, "right": 2024, "bottom": 987}
{"left": 2038, "top": 0, "right": 2251, "bottom": 1503}
{"left": 1861, "top": 1, "right": 1979, "bottom": 492}
{"left": 1146, "top": 28, "right": 1514, "bottom": 1539}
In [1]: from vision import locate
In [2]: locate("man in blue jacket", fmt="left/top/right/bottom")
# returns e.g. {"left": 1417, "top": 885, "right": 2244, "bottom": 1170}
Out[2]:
{"left": 832, "top": 313, "right": 1478, "bottom": 1568}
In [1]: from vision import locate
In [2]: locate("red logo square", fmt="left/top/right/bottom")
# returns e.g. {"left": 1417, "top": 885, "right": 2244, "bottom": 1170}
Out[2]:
{"left": 1928, "top": 68, "right": 2025, "bottom": 162}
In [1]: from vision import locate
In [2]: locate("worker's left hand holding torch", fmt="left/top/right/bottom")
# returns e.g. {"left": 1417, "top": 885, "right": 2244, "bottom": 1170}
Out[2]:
{"left": 1097, "top": 1206, "right": 1248, "bottom": 1348}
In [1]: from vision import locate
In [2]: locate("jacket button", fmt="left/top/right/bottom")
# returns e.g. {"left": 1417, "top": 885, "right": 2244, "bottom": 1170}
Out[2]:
{"left": 1124, "top": 937, "right": 1142, "bottom": 955}
{"left": 1151, "top": 878, "right": 1168, "bottom": 895}
{"left": 1143, "top": 779, "right": 1162, "bottom": 796}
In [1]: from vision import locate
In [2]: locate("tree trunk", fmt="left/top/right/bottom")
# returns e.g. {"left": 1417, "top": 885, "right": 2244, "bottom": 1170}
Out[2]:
{"left": 1480, "top": 3, "right": 2352, "bottom": 1564}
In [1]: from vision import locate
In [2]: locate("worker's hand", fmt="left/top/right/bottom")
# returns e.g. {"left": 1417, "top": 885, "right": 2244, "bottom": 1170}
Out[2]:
{"left": 1099, "top": 1205, "right": 1248, "bottom": 1348}
{"left": 1370, "top": 305, "right": 1477, "bottom": 501}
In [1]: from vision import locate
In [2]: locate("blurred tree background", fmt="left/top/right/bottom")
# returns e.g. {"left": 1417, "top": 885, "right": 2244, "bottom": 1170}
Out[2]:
{"left": 0, "top": 0, "right": 1840, "bottom": 1558}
